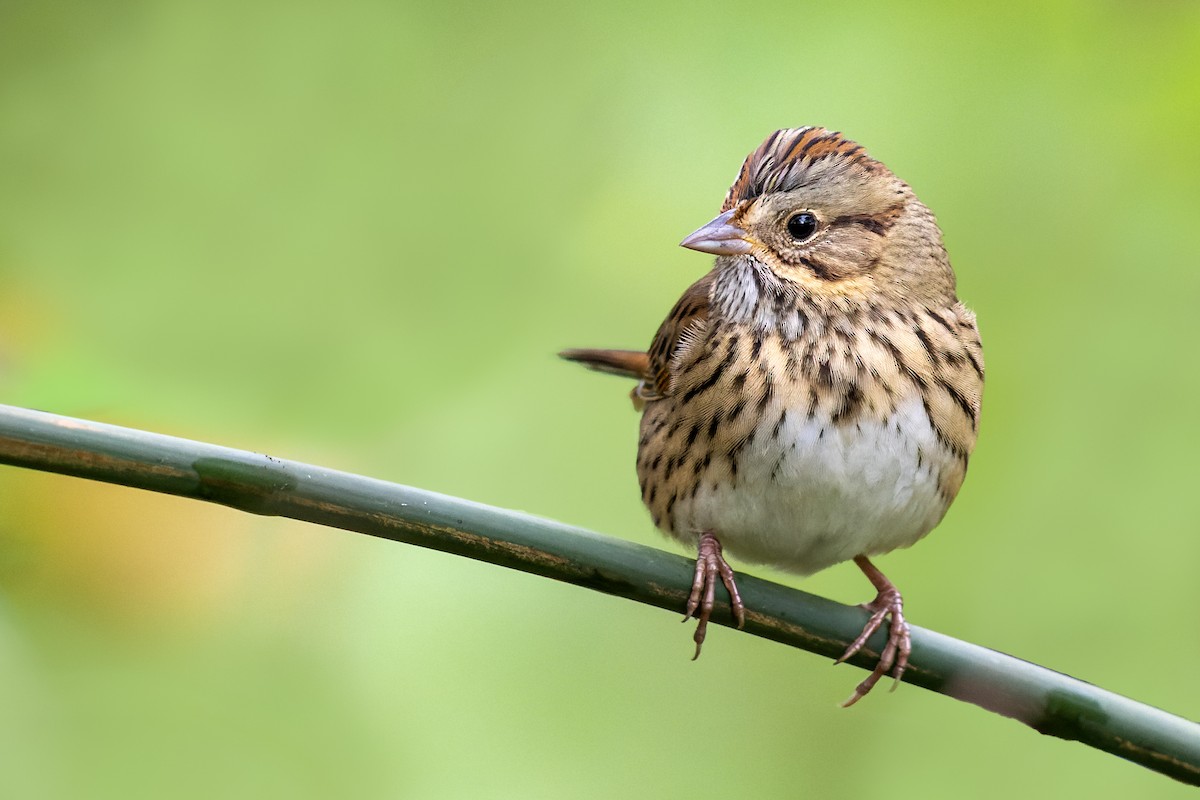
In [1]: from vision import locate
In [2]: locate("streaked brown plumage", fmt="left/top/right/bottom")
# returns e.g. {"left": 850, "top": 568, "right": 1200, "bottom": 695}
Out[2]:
{"left": 562, "top": 127, "right": 983, "bottom": 704}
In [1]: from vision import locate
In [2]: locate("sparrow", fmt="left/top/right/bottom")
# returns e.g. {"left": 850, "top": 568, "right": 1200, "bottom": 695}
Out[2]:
{"left": 562, "top": 127, "right": 983, "bottom": 705}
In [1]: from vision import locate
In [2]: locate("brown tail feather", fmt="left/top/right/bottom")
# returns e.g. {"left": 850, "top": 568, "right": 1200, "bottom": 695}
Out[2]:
{"left": 558, "top": 348, "right": 649, "bottom": 381}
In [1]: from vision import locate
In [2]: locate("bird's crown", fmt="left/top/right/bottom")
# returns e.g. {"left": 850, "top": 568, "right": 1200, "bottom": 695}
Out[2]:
{"left": 721, "top": 127, "right": 885, "bottom": 212}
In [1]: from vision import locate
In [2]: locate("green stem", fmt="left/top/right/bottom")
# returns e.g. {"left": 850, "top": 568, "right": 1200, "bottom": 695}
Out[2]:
{"left": 0, "top": 403, "right": 1196, "bottom": 784}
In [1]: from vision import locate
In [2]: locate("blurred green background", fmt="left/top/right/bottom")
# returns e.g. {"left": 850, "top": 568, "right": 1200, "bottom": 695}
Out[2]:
{"left": 1, "top": 1, "right": 1198, "bottom": 797}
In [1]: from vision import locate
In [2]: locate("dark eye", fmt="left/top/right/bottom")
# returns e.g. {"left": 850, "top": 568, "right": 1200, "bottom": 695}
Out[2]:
{"left": 786, "top": 212, "right": 819, "bottom": 242}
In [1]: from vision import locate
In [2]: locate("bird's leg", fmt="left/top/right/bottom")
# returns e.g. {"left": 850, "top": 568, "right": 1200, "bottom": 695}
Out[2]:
{"left": 836, "top": 555, "right": 911, "bottom": 707}
{"left": 683, "top": 531, "right": 745, "bottom": 659}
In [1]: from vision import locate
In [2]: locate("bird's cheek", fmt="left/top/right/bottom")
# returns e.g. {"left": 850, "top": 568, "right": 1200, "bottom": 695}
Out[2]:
{"left": 820, "top": 231, "right": 885, "bottom": 276}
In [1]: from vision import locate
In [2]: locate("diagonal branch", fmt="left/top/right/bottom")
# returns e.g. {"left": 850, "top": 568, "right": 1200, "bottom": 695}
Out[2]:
{"left": 0, "top": 403, "right": 1196, "bottom": 784}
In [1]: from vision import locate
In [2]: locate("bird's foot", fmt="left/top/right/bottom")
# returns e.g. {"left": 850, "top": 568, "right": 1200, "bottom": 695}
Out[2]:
{"left": 684, "top": 532, "right": 745, "bottom": 659}
{"left": 836, "top": 556, "right": 911, "bottom": 707}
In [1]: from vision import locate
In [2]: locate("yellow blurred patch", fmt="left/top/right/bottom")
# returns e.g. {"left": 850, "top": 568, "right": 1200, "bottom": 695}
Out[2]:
{"left": 0, "top": 466, "right": 337, "bottom": 635}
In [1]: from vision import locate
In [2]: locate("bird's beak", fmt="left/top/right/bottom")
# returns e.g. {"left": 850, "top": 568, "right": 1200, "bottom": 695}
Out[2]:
{"left": 679, "top": 209, "right": 753, "bottom": 256}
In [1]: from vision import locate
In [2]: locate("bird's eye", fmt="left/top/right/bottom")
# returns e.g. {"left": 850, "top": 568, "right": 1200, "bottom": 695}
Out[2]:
{"left": 786, "top": 212, "right": 819, "bottom": 242}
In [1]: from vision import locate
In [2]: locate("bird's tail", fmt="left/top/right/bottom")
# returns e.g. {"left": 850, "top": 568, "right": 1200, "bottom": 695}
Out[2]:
{"left": 558, "top": 348, "right": 649, "bottom": 381}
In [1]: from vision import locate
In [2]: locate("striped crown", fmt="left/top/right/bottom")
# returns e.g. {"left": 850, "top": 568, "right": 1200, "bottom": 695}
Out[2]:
{"left": 721, "top": 127, "right": 884, "bottom": 212}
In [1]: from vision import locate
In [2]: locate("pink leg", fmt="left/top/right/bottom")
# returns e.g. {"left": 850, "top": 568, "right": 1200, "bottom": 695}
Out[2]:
{"left": 836, "top": 555, "right": 912, "bottom": 707}
{"left": 683, "top": 532, "right": 746, "bottom": 659}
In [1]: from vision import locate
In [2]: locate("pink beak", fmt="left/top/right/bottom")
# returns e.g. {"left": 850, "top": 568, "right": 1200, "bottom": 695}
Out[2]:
{"left": 680, "top": 209, "right": 752, "bottom": 256}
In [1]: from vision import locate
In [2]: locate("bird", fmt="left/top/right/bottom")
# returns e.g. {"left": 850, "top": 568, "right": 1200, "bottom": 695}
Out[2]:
{"left": 560, "top": 127, "right": 983, "bottom": 706}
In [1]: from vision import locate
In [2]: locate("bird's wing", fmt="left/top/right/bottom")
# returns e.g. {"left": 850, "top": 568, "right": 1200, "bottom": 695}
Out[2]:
{"left": 645, "top": 272, "right": 714, "bottom": 399}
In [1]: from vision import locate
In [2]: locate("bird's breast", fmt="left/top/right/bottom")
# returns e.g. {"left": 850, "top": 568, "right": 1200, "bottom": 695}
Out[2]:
{"left": 637, "top": 381, "right": 958, "bottom": 577}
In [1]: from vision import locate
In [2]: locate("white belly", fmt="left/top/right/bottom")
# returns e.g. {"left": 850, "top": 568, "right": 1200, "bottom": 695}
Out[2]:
{"left": 672, "top": 394, "right": 951, "bottom": 576}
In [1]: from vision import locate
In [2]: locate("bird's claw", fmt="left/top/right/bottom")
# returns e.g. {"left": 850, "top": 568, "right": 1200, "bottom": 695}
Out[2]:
{"left": 684, "top": 532, "right": 745, "bottom": 659}
{"left": 836, "top": 584, "right": 910, "bottom": 707}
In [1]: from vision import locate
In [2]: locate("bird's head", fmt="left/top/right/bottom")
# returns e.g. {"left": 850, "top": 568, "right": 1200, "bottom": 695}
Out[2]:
{"left": 681, "top": 127, "right": 955, "bottom": 304}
